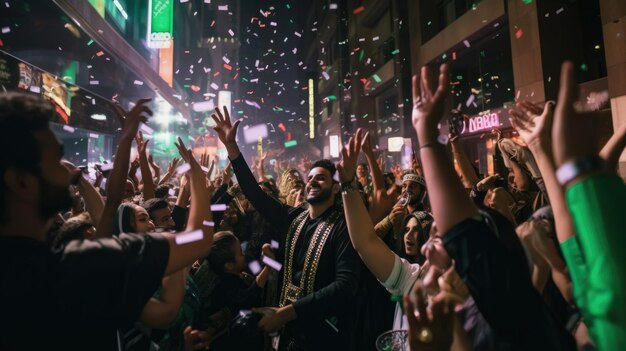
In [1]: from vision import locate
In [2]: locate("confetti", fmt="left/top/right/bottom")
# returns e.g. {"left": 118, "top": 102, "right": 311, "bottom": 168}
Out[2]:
{"left": 89, "top": 80, "right": 99, "bottom": 85}
{"left": 63, "top": 125, "right": 75, "bottom": 133}
{"left": 176, "top": 163, "right": 191, "bottom": 174}
{"left": 218, "top": 5, "right": 228, "bottom": 11}
{"left": 1, "top": 26, "right": 10, "bottom": 34}
{"left": 515, "top": 28, "right": 523, "bottom": 39}
{"left": 329, "top": 3, "right": 337, "bottom": 10}
{"left": 89, "top": 133, "right": 99, "bottom": 138}
{"left": 353, "top": 6, "right": 365, "bottom": 14}
{"left": 175, "top": 230, "right": 204, "bottom": 245}
{"left": 211, "top": 204, "right": 228, "bottom": 212}
{"left": 203, "top": 220, "right": 215, "bottom": 227}
{"left": 262, "top": 256, "right": 283, "bottom": 271}
{"left": 249, "top": 261, "right": 262, "bottom": 275}
{"left": 271, "top": 240, "right": 280, "bottom": 249}
{"left": 463, "top": 40, "right": 471, "bottom": 48}
{"left": 133, "top": 80, "right": 144, "bottom": 85}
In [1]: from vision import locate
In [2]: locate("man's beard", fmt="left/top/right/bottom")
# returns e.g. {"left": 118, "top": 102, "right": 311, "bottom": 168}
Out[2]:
{"left": 38, "top": 176, "right": 73, "bottom": 220}
{"left": 305, "top": 186, "right": 333, "bottom": 205}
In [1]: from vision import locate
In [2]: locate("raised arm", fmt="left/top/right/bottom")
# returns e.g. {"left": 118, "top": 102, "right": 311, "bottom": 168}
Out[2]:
{"left": 412, "top": 65, "right": 478, "bottom": 234}
{"left": 158, "top": 157, "right": 180, "bottom": 186}
{"left": 62, "top": 161, "right": 105, "bottom": 226}
{"left": 211, "top": 106, "right": 289, "bottom": 230}
{"left": 161, "top": 137, "right": 215, "bottom": 276}
{"left": 361, "top": 132, "right": 394, "bottom": 223}
{"left": 450, "top": 138, "right": 480, "bottom": 189}
{"left": 95, "top": 99, "right": 153, "bottom": 238}
{"left": 599, "top": 122, "right": 626, "bottom": 171}
{"left": 148, "top": 154, "right": 161, "bottom": 184}
{"left": 337, "top": 128, "right": 396, "bottom": 281}
{"left": 139, "top": 270, "right": 187, "bottom": 327}
{"left": 136, "top": 131, "right": 155, "bottom": 200}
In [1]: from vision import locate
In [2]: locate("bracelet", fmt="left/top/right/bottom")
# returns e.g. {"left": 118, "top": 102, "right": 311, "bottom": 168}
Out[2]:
{"left": 419, "top": 141, "right": 443, "bottom": 150}
{"left": 556, "top": 155, "right": 607, "bottom": 186}
{"left": 340, "top": 179, "right": 359, "bottom": 194}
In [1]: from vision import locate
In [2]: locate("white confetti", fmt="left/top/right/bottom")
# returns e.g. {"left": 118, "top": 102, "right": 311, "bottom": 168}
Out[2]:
{"left": 228, "top": 29, "right": 234, "bottom": 36}
{"left": 329, "top": 3, "right": 337, "bottom": 9}
{"left": 1, "top": 26, "right": 10, "bottom": 34}
{"left": 210, "top": 83, "right": 219, "bottom": 90}
{"left": 271, "top": 240, "right": 280, "bottom": 249}
{"left": 218, "top": 5, "right": 228, "bottom": 11}
{"left": 294, "top": 31, "right": 301, "bottom": 37}
{"left": 249, "top": 261, "right": 262, "bottom": 275}
{"left": 463, "top": 40, "right": 471, "bottom": 48}
{"left": 63, "top": 125, "right": 75, "bottom": 133}
{"left": 322, "top": 71, "right": 330, "bottom": 80}
{"left": 89, "top": 133, "right": 99, "bottom": 138}
{"left": 29, "top": 86, "right": 41, "bottom": 93}
{"left": 556, "top": 7, "right": 564, "bottom": 14}
{"left": 262, "top": 256, "right": 282, "bottom": 271}
{"left": 211, "top": 204, "right": 227, "bottom": 212}
{"left": 176, "top": 163, "right": 191, "bottom": 174}
{"left": 202, "top": 220, "right": 215, "bottom": 227}
{"left": 133, "top": 80, "right": 144, "bottom": 85}
{"left": 222, "top": 56, "right": 230, "bottom": 64}
{"left": 89, "top": 80, "right": 99, "bottom": 85}
{"left": 175, "top": 230, "right": 204, "bottom": 245}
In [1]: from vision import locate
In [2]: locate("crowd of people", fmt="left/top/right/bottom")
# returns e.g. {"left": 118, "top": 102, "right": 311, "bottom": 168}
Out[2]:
{"left": 0, "top": 60, "right": 625, "bottom": 351}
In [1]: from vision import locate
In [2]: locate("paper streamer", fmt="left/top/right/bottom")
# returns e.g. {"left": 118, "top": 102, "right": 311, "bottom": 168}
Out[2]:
{"left": 262, "top": 256, "right": 283, "bottom": 271}
{"left": 175, "top": 230, "right": 204, "bottom": 245}
{"left": 176, "top": 163, "right": 191, "bottom": 174}
{"left": 210, "top": 204, "right": 227, "bottom": 212}
{"left": 249, "top": 260, "right": 262, "bottom": 275}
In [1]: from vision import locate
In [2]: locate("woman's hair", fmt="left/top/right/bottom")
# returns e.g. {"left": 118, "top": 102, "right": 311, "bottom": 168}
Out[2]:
{"left": 404, "top": 211, "right": 434, "bottom": 263}
{"left": 207, "top": 231, "right": 239, "bottom": 275}
{"left": 112, "top": 203, "right": 139, "bottom": 235}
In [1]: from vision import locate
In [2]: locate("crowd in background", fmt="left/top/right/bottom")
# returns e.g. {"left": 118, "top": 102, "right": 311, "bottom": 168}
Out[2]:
{"left": 1, "top": 60, "right": 625, "bottom": 351}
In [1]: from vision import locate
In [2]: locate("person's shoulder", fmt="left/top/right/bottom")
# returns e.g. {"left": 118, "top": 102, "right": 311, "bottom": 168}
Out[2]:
{"left": 58, "top": 233, "right": 169, "bottom": 264}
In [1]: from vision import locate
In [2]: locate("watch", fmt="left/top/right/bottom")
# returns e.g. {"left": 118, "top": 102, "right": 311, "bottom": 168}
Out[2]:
{"left": 556, "top": 155, "right": 607, "bottom": 186}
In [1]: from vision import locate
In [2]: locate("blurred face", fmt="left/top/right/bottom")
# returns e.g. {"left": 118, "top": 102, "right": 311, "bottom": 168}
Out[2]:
{"left": 404, "top": 218, "right": 421, "bottom": 257}
{"left": 356, "top": 164, "right": 367, "bottom": 178}
{"left": 401, "top": 181, "right": 423, "bottom": 205}
{"left": 151, "top": 207, "right": 175, "bottom": 230}
{"left": 305, "top": 167, "right": 336, "bottom": 205}
{"left": 230, "top": 240, "right": 246, "bottom": 273}
{"left": 33, "top": 130, "right": 73, "bottom": 219}
{"left": 420, "top": 224, "right": 452, "bottom": 269}
{"left": 134, "top": 207, "right": 155, "bottom": 234}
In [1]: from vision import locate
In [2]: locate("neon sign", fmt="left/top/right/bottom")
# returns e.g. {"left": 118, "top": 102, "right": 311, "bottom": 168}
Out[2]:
{"left": 467, "top": 112, "right": 501, "bottom": 133}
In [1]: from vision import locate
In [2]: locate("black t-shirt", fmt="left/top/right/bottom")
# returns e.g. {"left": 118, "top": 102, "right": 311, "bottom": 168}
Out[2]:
{"left": 0, "top": 233, "right": 170, "bottom": 351}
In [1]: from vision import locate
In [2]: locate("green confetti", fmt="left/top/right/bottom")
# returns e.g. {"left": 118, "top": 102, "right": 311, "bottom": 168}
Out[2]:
{"left": 359, "top": 50, "right": 365, "bottom": 62}
{"left": 522, "top": 0, "right": 532, "bottom": 4}
{"left": 580, "top": 63, "right": 588, "bottom": 71}
{"left": 456, "top": 75, "right": 463, "bottom": 80}
{"left": 241, "top": 77, "right": 249, "bottom": 82}
{"left": 284, "top": 140, "right": 298, "bottom": 148}
{"left": 391, "top": 49, "right": 400, "bottom": 55}
{"left": 427, "top": 21, "right": 432, "bottom": 26}
{"left": 441, "top": 53, "right": 447, "bottom": 59}
{"left": 362, "top": 114, "right": 369, "bottom": 119}
{"left": 87, "top": 39, "right": 94, "bottom": 46}
{"left": 286, "top": 4, "right": 290, "bottom": 9}
{"left": 372, "top": 74, "right": 382, "bottom": 83}
{"left": 327, "top": 95, "right": 337, "bottom": 100}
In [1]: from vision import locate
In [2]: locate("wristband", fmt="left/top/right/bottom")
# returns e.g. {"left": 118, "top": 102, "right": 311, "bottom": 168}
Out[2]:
{"left": 340, "top": 179, "right": 359, "bottom": 194}
{"left": 556, "top": 155, "right": 607, "bottom": 186}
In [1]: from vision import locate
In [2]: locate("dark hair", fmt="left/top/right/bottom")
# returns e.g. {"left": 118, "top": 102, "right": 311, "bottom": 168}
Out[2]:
{"left": 208, "top": 231, "right": 238, "bottom": 274}
{"left": 0, "top": 93, "right": 55, "bottom": 222}
{"left": 141, "top": 198, "right": 170, "bottom": 222}
{"left": 310, "top": 159, "right": 337, "bottom": 182}
{"left": 154, "top": 184, "right": 171, "bottom": 199}
{"left": 53, "top": 212, "right": 94, "bottom": 247}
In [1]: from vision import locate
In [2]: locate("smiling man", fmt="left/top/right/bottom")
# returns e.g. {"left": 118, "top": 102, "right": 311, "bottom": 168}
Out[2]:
{"left": 211, "top": 107, "right": 361, "bottom": 351}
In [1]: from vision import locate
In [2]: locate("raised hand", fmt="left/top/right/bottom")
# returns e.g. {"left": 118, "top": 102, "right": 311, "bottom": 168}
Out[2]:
{"left": 211, "top": 106, "right": 240, "bottom": 146}
{"left": 167, "top": 158, "right": 181, "bottom": 174}
{"left": 337, "top": 128, "right": 365, "bottom": 183}
{"left": 360, "top": 131, "right": 375, "bottom": 158}
{"left": 403, "top": 283, "right": 455, "bottom": 351}
{"left": 377, "top": 156, "right": 384, "bottom": 173}
{"left": 222, "top": 162, "right": 232, "bottom": 185}
{"left": 552, "top": 61, "right": 605, "bottom": 167}
{"left": 509, "top": 100, "right": 555, "bottom": 151}
{"left": 135, "top": 131, "right": 150, "bottom": 155}
{"left": 112, "top": 98, "right": 153, "bottom": 141}
{"left": 412, "top": 64, "right": 450, "bottom": 141}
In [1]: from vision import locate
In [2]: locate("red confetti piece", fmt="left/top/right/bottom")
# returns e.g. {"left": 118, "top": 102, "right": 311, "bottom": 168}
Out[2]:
{"left": 213, "top": 72, "right": 220, "bottom": 77}
{"left": 353, "top": 6, "right": 365, "bottom": 14}
{"left": 223, "top": 64, "right": 232, "bottom": 70}
{"left": 278, "top": 123, "right": 286, "bottom": 132}
{"left": 191, "top": 85, "right": 200, "bottom": 92}
{"left": 210, "top": 20, "right": 215, "bottom": 27}
{"left": 515, "top": 28, "right": 523, "bottom": 39}
{"left": 452, "top": 52, "right": 457, "bottom": 60}
{"left": 96, "top": 51, "right": 104, "bottom": 56}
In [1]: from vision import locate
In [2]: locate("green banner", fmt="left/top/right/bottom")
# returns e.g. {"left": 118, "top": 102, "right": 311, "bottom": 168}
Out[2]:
{"left": 148, "top": 0, "right": 173, "bottom": 48}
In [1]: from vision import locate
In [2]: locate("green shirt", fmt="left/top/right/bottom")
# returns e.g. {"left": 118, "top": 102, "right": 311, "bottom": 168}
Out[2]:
{"left": 564, "top": 174, "right": 626, "bottom": 350}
